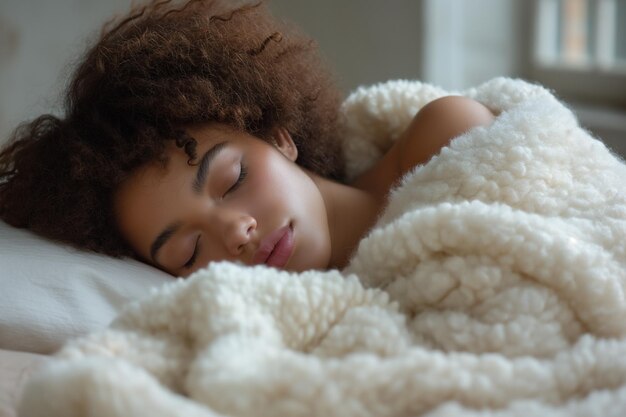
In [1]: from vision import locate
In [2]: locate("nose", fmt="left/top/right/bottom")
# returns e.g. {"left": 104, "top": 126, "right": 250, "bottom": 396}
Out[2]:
{"left": 218, "top": 210, "right": 257, "bottom": 256}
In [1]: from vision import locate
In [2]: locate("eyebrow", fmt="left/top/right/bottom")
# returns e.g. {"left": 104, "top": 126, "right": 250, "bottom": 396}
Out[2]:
{"left": 150, "top": 221, "right": 181, "bottom": 263}
{"left": 150, "top": 141, "right": 228, "bottom": 264}
{"left": 192, "top": 141, "right": 228, "bottom": 194}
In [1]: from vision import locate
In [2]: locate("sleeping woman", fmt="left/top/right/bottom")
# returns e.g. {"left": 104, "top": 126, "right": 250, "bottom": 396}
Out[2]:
{"left": 0, "top": 0, "right": 494, "bottom": 277}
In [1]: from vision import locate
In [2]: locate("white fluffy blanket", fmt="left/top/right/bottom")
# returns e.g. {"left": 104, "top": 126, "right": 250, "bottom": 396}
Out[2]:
{"left": 19, "top": 78, "right": 626, "bottom": 417}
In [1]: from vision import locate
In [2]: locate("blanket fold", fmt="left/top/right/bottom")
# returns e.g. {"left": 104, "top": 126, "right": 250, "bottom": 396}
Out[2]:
{"left": 19, "top": 78, "right": 626, "bottom": 417}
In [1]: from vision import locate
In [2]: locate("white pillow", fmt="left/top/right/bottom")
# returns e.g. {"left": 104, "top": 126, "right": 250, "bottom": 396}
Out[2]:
{"left": 0, "top": 221, "right": 171, "bottom": 354}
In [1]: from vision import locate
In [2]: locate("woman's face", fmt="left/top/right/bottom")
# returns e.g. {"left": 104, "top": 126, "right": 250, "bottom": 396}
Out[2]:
{"left": 114, "top": 123, "right": 332, "bottom": 277}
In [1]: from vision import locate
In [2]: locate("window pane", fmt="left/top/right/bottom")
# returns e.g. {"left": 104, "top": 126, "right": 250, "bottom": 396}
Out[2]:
{"left": 559, "top": 0, "right": 590, "bottom": 66}
{"left": 535, "top": 0, "right": 624, "bottom": 70}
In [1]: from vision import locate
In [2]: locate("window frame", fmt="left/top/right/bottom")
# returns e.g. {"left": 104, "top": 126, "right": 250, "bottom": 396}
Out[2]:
{"left": 528, "top": 0, "right": 626, "bottom": 107}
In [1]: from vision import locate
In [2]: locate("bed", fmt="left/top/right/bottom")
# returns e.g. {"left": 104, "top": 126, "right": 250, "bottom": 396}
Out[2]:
{"left": 3, "top": 77, "right": 626, "bottom": 417}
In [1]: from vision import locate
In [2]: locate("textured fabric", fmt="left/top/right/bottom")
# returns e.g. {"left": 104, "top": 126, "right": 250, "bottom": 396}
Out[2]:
{"left": 18, "top": 78, "right": 626, "bottom": 417}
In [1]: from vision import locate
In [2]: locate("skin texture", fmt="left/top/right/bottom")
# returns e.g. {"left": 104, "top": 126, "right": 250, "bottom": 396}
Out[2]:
{"left": 116, "top": 95, "right": 495, "bottom": 277}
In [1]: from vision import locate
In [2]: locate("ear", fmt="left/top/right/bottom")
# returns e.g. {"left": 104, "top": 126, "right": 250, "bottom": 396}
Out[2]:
{"left": 271, "top": 127, "right": 298, "bottom": 162}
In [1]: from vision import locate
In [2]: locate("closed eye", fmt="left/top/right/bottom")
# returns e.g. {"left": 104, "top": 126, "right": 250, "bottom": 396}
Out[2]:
{"left": 225, "top": 163, "right": 248, "bottom": 195}
{"left": 183, "top": 235, "right": 201, "bottom": 269}
{"left": 183, "top": 163, "right": 246, "bottom": 270}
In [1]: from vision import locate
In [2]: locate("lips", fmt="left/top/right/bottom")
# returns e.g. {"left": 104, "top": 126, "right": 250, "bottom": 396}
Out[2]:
{"left": 252, "top": 224, "right": 294, "bottom": 268}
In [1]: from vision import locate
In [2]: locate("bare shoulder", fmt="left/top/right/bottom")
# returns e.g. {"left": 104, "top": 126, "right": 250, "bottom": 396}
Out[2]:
{"left": 420, "top": 95, "right": 494, "bottom": 128}
{"left": 350, "top": 95, "right": 495, "bottom": 202}
{"left": 395, "top": 95, "right": 495, "bottom": 172}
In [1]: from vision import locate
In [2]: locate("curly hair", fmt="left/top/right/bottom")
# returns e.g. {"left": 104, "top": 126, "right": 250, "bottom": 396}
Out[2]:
{"left": 0, "top": 0, "right": 344, "bottom": 258}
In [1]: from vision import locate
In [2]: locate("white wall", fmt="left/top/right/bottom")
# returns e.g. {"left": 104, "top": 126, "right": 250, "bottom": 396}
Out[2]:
{"left": 270, "top": 0, "right": 529, "bottom": 93}
{"left": 421, "top": 0, "right": 527, "bottom": 90}
{"left": 0, "top": 0, "right": 133, "bottom": 144}
{"left": 268, "top": 0, "right": 424, "bottom": 92}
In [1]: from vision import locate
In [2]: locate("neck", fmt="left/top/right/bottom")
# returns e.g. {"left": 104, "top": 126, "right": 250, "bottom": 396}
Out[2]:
{"left": 309, "top": 172, "right": 384, "bottom": 270}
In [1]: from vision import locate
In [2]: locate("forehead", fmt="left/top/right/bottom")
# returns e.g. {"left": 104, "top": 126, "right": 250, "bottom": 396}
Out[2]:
{"left": 124, "top": 122, "right": 242, "bottom": 186}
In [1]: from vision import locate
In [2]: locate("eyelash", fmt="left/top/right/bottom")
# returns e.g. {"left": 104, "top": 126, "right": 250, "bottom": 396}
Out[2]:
{"left": 225, "top": 163, "right": 248, "bottom": 195}
{"left": 183, "top": 163, "right": 248, "bottom": 270}
{"left": 184, "top": 235, "right": 201, "bottom": 269}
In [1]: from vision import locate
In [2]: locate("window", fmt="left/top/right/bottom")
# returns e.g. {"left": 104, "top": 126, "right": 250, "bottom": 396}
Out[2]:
{"left": 531, "top": 0, "right": 626, "bottom": 106}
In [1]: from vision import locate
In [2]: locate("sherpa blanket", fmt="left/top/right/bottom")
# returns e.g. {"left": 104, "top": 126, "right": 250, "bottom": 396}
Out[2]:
{"left": 18, "top": 78, "right": 626, "bottom": 417}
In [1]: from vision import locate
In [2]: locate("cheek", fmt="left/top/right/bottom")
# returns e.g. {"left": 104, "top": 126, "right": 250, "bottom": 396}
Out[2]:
{"left": 254, "top": 160, "right": 313, "bottom": 209}
{"left": 240, "top": 154, "right": 326, "bottom": 227}
{"left": 244, "top": 166, "right": 292, "bottom": 213}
